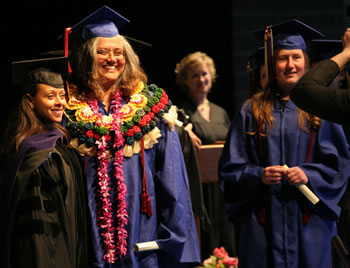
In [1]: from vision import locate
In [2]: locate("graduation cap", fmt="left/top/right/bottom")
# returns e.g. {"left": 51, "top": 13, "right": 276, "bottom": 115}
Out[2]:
{"left": 69, "top": 5, "right": 130, "bottom": 41}
{"left": 253, "top": 19, "right": 325, "bottom": 51}
{"left": 310, "top": 39, "right": 343, "bottom": 63}
{"left": 247, "top": 47, "right": 266, "bottom": 96}
{"left": 252, "top": 19, "right": 325, "bottom": 83}
{"left": 124, "top": 36, "right": 153, "bottom": 52}
{"left": 11, "top": 56, "right": 68, "bottom": 90}
{"left": 248, "top": 47, "right": 265, "bottom": 69}
{"left": 62, "top": 5, "right": 152, "bottom": 69}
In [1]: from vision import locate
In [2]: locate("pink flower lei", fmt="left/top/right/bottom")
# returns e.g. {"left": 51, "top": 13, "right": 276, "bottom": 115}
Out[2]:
{"left": 89, "top": 89, "right": 128, "bottom": 263}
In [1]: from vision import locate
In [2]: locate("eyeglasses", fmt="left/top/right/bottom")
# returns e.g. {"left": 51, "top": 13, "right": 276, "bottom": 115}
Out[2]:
{"left": 96, "top": 49, "right": 125, "bottom": 59}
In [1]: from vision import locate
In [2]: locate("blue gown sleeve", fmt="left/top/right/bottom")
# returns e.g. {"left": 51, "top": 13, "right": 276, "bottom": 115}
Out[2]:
{"left": 219, "top": 103, "right": 265, "bottom": 221}
{"left": 298, "top": 120, "right": 350, "bottom": 218}
{"left": 153, "top": 123, "right": 201, "bottom": 266}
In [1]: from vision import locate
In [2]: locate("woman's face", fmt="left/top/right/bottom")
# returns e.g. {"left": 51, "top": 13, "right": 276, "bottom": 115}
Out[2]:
{"left": 183, "top": 63, "right": 212, "bottom": 98}
{"left": 27, "top": 84, "right": 66, "bottom": 123}
{"left": 274, "top": 49, "right": 306, "bottom": 91}
{"left": 95, "top": 36, "right": 126, "bottom": 85}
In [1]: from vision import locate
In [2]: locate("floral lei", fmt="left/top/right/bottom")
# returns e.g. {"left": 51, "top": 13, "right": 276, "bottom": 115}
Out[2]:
{"left": 64, "top": 82, "right": 173, "bottom": 263}
{"left": 65, "top": 82, "right": 172, "bottom": 156}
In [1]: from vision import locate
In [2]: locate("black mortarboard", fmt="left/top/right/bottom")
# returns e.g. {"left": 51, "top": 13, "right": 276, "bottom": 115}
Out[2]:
{"left": 248, "top": 47, "right": 265, "bottom": 68}
{"left": 253, "top": 19, "right": 325, "bottom": 51}
{"left": 310, "top": 39, "right": 343, "bottom": 62}
{"left": 11, "top": 56, "right": 68, "bottom": 89}
{"left": 124, "top": 36, "right": 153, "bottom": 52}
{"left": 69, "top": 5, "right": 129, "bottom": 41}
{"left": 247, "top": 47, "right": 266, "bottom": 96}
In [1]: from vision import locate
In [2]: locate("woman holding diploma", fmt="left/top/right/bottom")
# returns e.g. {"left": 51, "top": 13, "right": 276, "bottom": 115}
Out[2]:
{"left": 219, "top": 19, "right": 350, "bottom": 268}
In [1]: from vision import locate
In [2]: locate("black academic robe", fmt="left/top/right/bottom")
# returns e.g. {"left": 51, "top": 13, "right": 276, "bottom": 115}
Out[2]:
{"left": 0, "top": 129, "right": 88, "bottom": 268}
{"left": 291, "top": 59, "right": 350, "bottom": 126}
{"left": 291, "top": 59, "right": 350, "bottom": 250}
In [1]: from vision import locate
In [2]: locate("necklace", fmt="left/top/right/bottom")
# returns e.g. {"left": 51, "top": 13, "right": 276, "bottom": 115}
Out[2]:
{"left": 89, "top": 90, "right": 128, "bottom": 263}
{"left": 197, "top": 99, "right": 209, "bottom": 111}
{"left": 65, "top": 82, "right": 171, "bottom": 155}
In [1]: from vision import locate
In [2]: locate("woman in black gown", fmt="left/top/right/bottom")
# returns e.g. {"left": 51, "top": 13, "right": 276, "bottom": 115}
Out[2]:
{"left": 175, "top": 51, "right": 235, "bottom": 260}
{"left": 0, "top": 58, "right": 88, "bottom": 268}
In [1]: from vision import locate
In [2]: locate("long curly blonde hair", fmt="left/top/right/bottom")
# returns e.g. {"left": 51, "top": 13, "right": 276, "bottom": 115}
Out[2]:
{"left": 69, "top": 35, "right": 148, "bottom": 99}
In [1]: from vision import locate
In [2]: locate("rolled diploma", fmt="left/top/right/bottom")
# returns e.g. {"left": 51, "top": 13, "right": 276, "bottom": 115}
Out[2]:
{"left": 283, "top": 165, "right": 320, "bottom": 205}
{"left": 134, "top": 241, "right": 160, "bottom": 252}
{"left": 175, "top": 119, "right": 183, "bottom": 127}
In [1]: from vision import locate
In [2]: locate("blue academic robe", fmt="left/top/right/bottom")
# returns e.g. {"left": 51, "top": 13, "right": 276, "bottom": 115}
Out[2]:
{"left": 78, "top": 99, "right": 200, "bottom": 268}
{"left": 219, "top": 99, "right": 350, "bottom": 268}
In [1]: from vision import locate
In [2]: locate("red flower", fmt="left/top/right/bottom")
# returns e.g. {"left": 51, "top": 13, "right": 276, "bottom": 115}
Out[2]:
{"left": 144, "top": 114, "right": 151, "bottom": 123}
{"left": 222, "top": 257, "right": 239, "bottom": 266}
{"left": 104, "top": 134, "right": 111, "bottom": 142}
{"left": 159, "top": 96, "right": 168, "bottom": 105}
{"left": 86, "top": 130, "right": 94, "bottom": 138}
{"left": 132, "top": 125, "right": 141, "bottom": 133}
{"left": 126, "top": 128, "right": 135, "bottom": 136}
{"left": 152, "top": 104, "right": 160, "bottom": 114}
{"left": 138, "top": 118, "right": 147, "bottom": 127}
{"left": 94, "top": 133, "right": 101, "bottom": 140}
{"left": 148, "top": 112, "right": 155, "bottom": 119}
{"left": 162, "top": 91, "right": 168, "bottom": 98}
{"left": 158, "top": 102, "right": 165, "bottom": 109}
{"left": 213, "top": 247, "right": 229, "bottom": 259}
{"left": 138, "top": 116, "right": 150, "bottom": 127}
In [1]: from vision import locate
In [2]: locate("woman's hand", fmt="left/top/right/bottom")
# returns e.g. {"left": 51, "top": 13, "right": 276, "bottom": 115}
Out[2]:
{"left": 285, "top": 166, "right": 308, "bottom": 185}
{"left": 184, "top": 123, "right": 202, "bottom": 151}
{"left": 261, "top": 166, "right": 286, "bottom": 185}
{"left": 332, "top": 28, "right": 350, "bottom": 69}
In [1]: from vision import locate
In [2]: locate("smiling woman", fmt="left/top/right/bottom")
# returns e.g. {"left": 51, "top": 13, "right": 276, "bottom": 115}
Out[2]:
{"left": 274, "top": 49, "right": 307, "bottom": 94}
{"left": 62, "top": 5, "right": 200, "bottom": 267}
{"left": 27, "top": 83, "right": 67, "bottom": 124}
{"left": 219, "top": 19, "right": 350, "bottom": 268}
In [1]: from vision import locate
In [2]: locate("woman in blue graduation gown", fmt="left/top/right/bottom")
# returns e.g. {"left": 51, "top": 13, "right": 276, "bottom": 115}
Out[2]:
{"left": 63, "top": 6, "right": 200, "bottom": 267}
{"left": 219, "top": 19, "right": 350, "bottom": 268}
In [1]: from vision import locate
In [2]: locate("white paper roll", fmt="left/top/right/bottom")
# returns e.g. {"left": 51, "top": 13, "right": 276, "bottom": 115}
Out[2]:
{"left": 283, "top": 165, "right": 320, "bottom": 205}
{"left": 134, "top": 241, "right": 160, "bottom": 252}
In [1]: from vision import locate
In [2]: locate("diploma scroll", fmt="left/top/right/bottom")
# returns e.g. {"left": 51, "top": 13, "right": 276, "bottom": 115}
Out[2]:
{"left": 283, "top": 165, "right": 320, "bottom": 205}
{"left": 295, "top": 183, "right": 320, "bottom": 205}
{"left": 134, "top": 241, "right": 160, "bottom": 252}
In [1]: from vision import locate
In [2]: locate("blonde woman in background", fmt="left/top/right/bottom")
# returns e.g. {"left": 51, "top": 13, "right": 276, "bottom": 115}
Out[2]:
{"left": 175, "top": 51, "right": 236, "bottom": 261}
